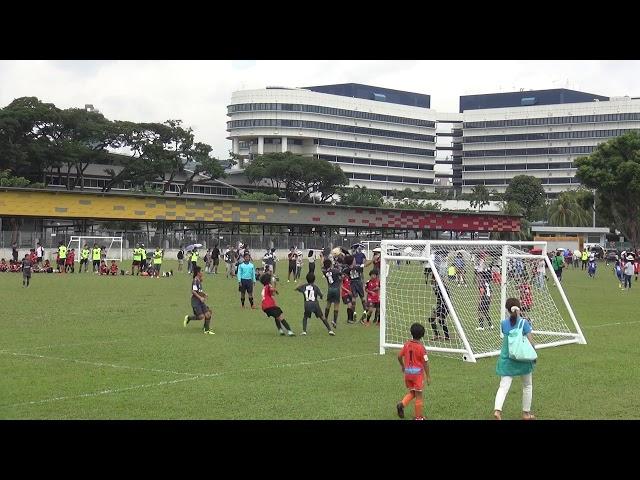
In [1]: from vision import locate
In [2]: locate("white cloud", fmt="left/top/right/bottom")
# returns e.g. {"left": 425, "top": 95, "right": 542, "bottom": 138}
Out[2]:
{"left": 1, "top": 60, "right": 639, "bottom": 159}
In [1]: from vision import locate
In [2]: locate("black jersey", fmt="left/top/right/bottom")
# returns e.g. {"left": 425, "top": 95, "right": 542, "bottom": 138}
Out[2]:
{"left": 323, "top": 267, "right": 342, "bottom": 290}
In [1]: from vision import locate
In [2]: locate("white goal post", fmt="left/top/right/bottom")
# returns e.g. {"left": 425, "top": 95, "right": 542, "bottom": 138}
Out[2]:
{"left": 379, "top": 240, "right": 586, "bottom": 362}
{"left": 67, "top": 236, "right": 124, "bottom": 262}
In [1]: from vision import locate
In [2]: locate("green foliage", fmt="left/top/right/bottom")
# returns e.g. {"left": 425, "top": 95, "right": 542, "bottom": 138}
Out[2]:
{"left": 338, "top": 185, "right": 383, "bottom": 207}
{"left": 383, "top": 199, "right": 441, "bottom": 211}
{"left": 546, "top": 191, "right": 592, "bottom": 227}
{"left": 238, "top": 192, "right": 279, "bottom": 202}
{"left": 245, "top": 152, "right": 348, "bottom": 203}
{"left": 576, "top": 131, "right": 640, "bottom": 245}
{"left": 503, "top": 175, "right": 546, "bottom": 221}
{"left": 0, "top": 169, "right": 32, "bottom": 187}
{"left": 469, "top": 184, "right": 491, "bottom": 211}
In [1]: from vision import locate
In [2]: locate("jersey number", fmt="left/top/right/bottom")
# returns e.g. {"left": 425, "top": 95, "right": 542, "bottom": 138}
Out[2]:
{"left": 304, "top": 286, "right": 316, "bottom": 302}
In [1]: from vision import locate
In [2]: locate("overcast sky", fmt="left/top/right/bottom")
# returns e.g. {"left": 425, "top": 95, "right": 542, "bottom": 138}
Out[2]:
{"left": 1, "top": 60, "right": 639, "bottom": 159}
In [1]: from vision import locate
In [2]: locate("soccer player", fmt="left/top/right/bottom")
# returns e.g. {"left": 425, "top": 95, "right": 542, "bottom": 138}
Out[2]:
{"left": 427, "top": 270, "right": 451, "bottom": 341}
{"left": 307, "top": 249, "right": 316, "bottom": 274}
{"left": 190, "top": 249, "right": 199, "bottom": 274}
{"left": 0, "top": 258, "right": 7, "bottom": 272}
{"left": 110, "top": 260, "right": 119, "bottom": 276}
{"left": 341, "top": 268, "right": 355, "bottom": 324}
{"left": 36, "top": 242, "right": 44, "bottom": 265}
{"left": 260, "top": 273, "right": 295, "bottom": 336}
{"left": 153, "top": 247, "right": 163, "bottom": 277}
{"left": 183, "top": 266, "right": 215, "bottom": 335}
{"left": 237, "top": 252, "right": 256, "bottom": 309}
{"left": 211, "top": 244, "right": 220, "bottom": 274}
{"left": 364, "top": 269, "right": 380, "bottom": 326}
{"left": 476, "top": 270, "right": 493, "bottom": 330}
{"left": 344, "top": 254, "right": 368, "bottom": 322}
{"left": 552, "top": 250, "right": 564, "bottom": 282}
{"left": 57, "top": 242, "right": 67, "bottom": 273}
{"left": 99, "top": 260, "right": 109, "bottom": 275}
{"left": 295, "top": 272, "right": 335, "bottom": 336}
{"left": 21, "top": 253, "right": 33, "bottom": 287}
{"left": 322, "top": 258, "right": 342, "bottom": 329}
{"left": 295, "top": 250, "right": 303, "bottom": 281}
{"left": 588, "top": 258, "right": 597, "bottom": 278}
{"left": 454, "top": 252, "right": 466, "bottom": 286}
{"left": 92, "top": 243, "right": 101, "bottom": 272}
{"left": 614, "top": 260, "right": 624, "bottom": 289}
{"left": 79, "top": 244, "right": 90, "bottom": 273}
{"left": 139, "top": 244, "right": 147, "bottom": 273}
{"left": 177, "top": 246, "right": 184, "bottom": 272}
{"left": 132, "top": 244, "right": 142, "bottom": 275}
{"left": 287, "top": 246, "right": 297, "bottom": 282}
{"left": 396, "top": 323, "right": 430, "bottom": 420}
{"left": 65, "top": 248, "right": 75, "bottom": 273}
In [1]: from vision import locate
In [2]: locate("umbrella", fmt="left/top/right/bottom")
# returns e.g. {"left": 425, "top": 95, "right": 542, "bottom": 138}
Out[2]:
{"left": 372, "top": 247, "right": 381, "bottom": 253}
{"left": 185, "top": 244, "right": 203, "bottom": 252}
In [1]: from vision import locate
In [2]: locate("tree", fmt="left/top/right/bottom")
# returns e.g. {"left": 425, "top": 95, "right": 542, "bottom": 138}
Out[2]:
{"left": 339, "top": 185, "right": 383, "bottom": 207}
{"left": 546, "top": 191, "right": 591, "bottom": 227}
{"left": 503, "top": 175, "right": 546, "bottom": 220}
{"left": 245, "top": 152, "right": 348, "bottom": 202}
{"left": 576, "top": 131, "right": 640, "bottom": 246}
{"left": 469, "top": 184, "right": 491, "bottom": 211}
{"left": 491, "top": 201, "right": 530, "bottom": 240}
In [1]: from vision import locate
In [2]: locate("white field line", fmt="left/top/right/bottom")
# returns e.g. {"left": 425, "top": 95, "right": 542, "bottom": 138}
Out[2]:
{"left": 583, "top": 319, "right": 640, "bottom": 329}
{"left": 0, "top": 352, "right": 377, "bottom": 409}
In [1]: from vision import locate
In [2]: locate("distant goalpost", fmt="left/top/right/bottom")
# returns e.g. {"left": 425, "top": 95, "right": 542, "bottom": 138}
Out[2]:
{"left": 67, "top": 236, "right": 124, "bottom": 262}
{"left": 380, "top": 240, "right": 586, "bottom": 362}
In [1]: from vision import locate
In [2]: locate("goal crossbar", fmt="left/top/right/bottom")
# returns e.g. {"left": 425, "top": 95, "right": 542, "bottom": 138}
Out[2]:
{"left": 67, "top": 236, "right": 124, "bottom": 262}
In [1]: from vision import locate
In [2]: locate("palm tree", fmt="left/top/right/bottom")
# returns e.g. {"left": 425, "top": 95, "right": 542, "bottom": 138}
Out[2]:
{"left": 547, "top": 192, "right": 591, "bottom": 227}
{"left": 470, "top": 184, "right": 491, "bottom": 211}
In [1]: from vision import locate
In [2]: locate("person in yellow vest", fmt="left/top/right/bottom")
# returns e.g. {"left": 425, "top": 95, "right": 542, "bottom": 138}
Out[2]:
{"left": 80, "top": 244, "right": 90, "bottom": 273}
{"left": 132, "top": 244, "right": 142, "bottom": 275}
{"left": 153, "top": 247, "right": 163, "bottom": 277}
{"left": 57, "top": 242, "right": 67, "bottom": 274}
{"left": 92, "top": 243, "right": 102, "bottom": 272}
{"left": 581, "top": 248, "right": 589, "bottom": 271}
{"left": 139, "top": 244, "right": 147, "bottom": 273}
{"left": 191, "top": 249, "right": 199, "bottom": 273}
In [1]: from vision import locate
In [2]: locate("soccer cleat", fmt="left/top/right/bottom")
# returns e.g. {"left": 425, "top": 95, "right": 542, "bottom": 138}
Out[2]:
{"left": 522, "top": 412, "right": 536, "bottom": 420}
{"left": 331, "top": 321, "right": 337, "bottom": 329}
{"left": 414, "top": 416, "right": 425, "bottom": 420}
{"left": 251, "top": 305, "right": 257, "bottom": 310}
{"left": 184, "top": 315, "right": 190, "bottom": 327}
{"left": 476, "top": 326, "right": 485, "bottom": 331}
{"left": 203, "top": 330, "right": 215, "bottom": 335}
{"left": 396, "top": 402, "right": 405, "bottom": 419}
{"left": 328, "top": 330, "right": 335, "bottom": 336}
{"left": 279, "top": 329, "right": 286, "bottom": 336}
{"left": 287, "top": 331, "right": 295, "bottom": 337}
{"left": 493, "top": 410, "right": 502, "bottom": 420}
{"left": 300, "top": 331, "right": 307, "bottom": 336}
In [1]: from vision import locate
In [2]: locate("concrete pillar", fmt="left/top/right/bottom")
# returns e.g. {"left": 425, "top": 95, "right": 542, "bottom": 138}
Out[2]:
{"left": 257, "top": 136, "right": 264, "bottom": 155}
{"left": 232, "top": 138, "right": 239, "bottom": 154}
{"left": 281, "top": 137, "right": 288, "bottom": 152}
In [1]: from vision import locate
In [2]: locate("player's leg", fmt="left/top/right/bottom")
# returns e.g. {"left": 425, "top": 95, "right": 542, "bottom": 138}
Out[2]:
{"left": 493, "top": 375, "right": 513, "bottom": 420}
{"left": 414, "top": 390, "right": 425, "bottom": 420}
{"left": 364, "top": 302, "right": 375, "bottom": 325}
{"left": 439, "top": 314, "right": 451, "bottom": 340}
{"left": 332, "top": 301, "right": 340, "bottom": 329}
{"left": 277, "top": 311, "right": 294, "bottom": 336}
{"left": 374, "top": 305, "right": 380, "bottom": 324}
{"left": 203, "top": 308, "right": 214, "bottom": 334}
{"left": 521, "top": 373, "right": 534, "bottom": 419}
{"left": 247, "top": 282, "right": 255, "bottom": 308}
{"left": 428, "top": 311, "right": 440, "bottom": 340}
{"left": 316, "top": 306, "right": 335, "bottom": 335}
{"left": 239, "top": 282, "right": 246, "bottom": 307}
{"left": 301, "top": 311, "right": 310, "bottom": 335}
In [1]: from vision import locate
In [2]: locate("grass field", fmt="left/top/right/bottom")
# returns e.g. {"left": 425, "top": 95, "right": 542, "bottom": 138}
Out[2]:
{"left": 1, "top": 260, "right": 639, "bottom": 419}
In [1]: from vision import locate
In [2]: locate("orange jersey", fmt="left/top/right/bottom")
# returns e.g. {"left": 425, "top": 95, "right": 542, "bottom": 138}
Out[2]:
{"left": 399, "top": 340, "right": 427, "bottom": 375}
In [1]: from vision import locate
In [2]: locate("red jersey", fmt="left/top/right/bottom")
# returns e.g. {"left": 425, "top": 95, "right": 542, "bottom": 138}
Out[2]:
{"left": 341, "top": 275, "right": 351, "bottom": 298}
{"left": 261, "top": 284, "right": 277, "bottom": 310}
{"left": 518, "top": 284, "right": 533, "bottom": 309}
{"left": 366, "top": 277, "right": 380, "bottom": 303}
{"left": 110, "top": 263, "right": 118, "bottom": 273}
{"left": 100, "top": 264, "right": 109, "bottom": 274}
{"left": 30, "top": 252, "right": 38, "bottom": 264}
{"left": 66, "top": 252, "right": 74, "bottom": 265}
{"left": 399, "top": 340, "right": 427, "bottom": 376}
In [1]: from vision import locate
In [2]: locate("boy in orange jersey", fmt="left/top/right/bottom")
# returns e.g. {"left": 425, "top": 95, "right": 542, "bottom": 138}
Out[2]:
{"left": 396, "top": 323, "right": 431, "bottom": 420}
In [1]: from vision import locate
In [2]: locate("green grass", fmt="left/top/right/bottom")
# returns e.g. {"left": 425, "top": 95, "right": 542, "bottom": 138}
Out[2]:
{"left": 0, "top": 261, "right": 638, "bottom": 419}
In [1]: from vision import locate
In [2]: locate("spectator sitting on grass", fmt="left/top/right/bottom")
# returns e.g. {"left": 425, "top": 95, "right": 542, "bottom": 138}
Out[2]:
{"left": 0, "top": 258, "right": 7, "bottom": 272}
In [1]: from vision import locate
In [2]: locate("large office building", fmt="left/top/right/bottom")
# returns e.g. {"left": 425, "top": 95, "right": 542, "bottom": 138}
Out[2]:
{"left": 460, "top": 89, "right": 640, "bottom": 195}
{"left": 226, "top": 84, "right": 437, "bottom": 194}
{"left": 227, "top": 86, "right": 640, "bottom": 197}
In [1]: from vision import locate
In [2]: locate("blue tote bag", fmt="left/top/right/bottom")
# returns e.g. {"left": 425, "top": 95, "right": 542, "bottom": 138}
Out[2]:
{"left": 508, "top": 318, "right": 538, "bottom": 362}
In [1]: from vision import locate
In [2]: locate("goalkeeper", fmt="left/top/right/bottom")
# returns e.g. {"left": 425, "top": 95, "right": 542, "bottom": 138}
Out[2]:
{"left": 425, "top": 268, "right": 451, "bottom": 341}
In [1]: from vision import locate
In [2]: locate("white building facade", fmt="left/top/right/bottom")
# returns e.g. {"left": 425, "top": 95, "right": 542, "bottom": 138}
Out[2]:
{"left": 227, "top": 87, "right": 437, "bottom": 193}
{"left": 461, "top": 97, "right": 640, "bottom": 195}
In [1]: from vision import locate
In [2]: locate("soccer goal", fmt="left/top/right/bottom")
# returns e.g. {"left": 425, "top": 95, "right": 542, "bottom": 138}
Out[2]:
{"left": 67, "top": 236, "right": 124, "bottom": 262}
{"left": 380, "top": 240, "right": 586, "bottom": 362}
{"left": 361, "top": 240, "right": 381, "bottom": 260}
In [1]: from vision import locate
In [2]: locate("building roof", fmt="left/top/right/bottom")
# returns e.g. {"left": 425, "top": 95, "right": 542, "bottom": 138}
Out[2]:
{"left": 459, "top": 88, "right": 609, "bottom": 113}
{"left": 303, "top": 83, "right": 431, "bottom": 109}
{"left": 531, "top": 226, "right": 610, "bottom": 234}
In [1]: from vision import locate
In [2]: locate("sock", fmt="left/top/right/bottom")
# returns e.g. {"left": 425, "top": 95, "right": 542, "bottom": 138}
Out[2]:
{"left": 333, "top": 310, "right": 338, "bottom": 325}
{"left": 281, "top": 319, "right": 292, "bottom": 331}
{"left": 324, "top": 307, "right": 330, "bottom": 320}
{"left": 274, "top": 319, "right": 282, "bottom": 330}
{"left": 241, "top": 297, "right": 245, "bottom": 307}
{"left": 188, "top": 315, "right": 197, "bottom": 321}
{"left": 429, "top": 317, "right": 439, "bottom": 336}
{"left": 366, "top": 311, "right": 372, "bottom": 321}
{"left": 321, "top": 316, "right": 332, "bottom": 331}
{"left": 402, "top": 392, "right": 415, "bottom": 407}
{"left": 347, "top": 308, "right": 353, "bottom": 322}
{"left": 303, "top": 316, "right": 308, "bottom": 332}
{"left": 249, "top": 297, "right": 254, "bottom": 307}
{"left": 415, "top": 398, "right": 424, "bottom": 418}
{"left": 204, "top": 318, "right": 211, "bottom": 331}
{"left": 441, "top": 322, "right": 450, "bottom": 339}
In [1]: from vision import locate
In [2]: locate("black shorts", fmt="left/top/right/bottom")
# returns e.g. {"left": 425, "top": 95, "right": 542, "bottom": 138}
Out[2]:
{"left": 369, "top": 302, "right": 380, "bottom": 310}
{"left": 288, "top": 262, "right": 296, "bottom": 274}
{"left": 132, "top": 260, "right": 140, "bottom": 266}
{"left": 80, "top": 258, "right": 88, "bottom": 264}
{"left": 93, "top": 260, "right": 100, "bottom": 266}
{"left": 263, "top": 306, "right": 283, "bottom": 319}
{"left": 239, "top": 279, "right": 253, "bottom": 294}
{"left": 327, "top": 288, "right": 340, "bottom": 304}
{"left": 191, "top": 300, "right": 210, "bottom": 317}
{"left": 154, "top": 263, "right": 162, "bottom": 272}
{"left": 213, "top": 258, "right": 219, "bottom": 266}
{"left": 57, "top": 258, "right": 65, "bottom": 266}
{"left": 433, "top": 304, "right": 449, "bottom": 319}
{"left": 351, "top": 281, "right": 364, "bottom": 298}
{"left": 341, "top": 295, "right": 353, "bottom": 305}
{"left": 23, "top": 272, "right": 31, "bottom": 278}
{"left": 304, "top": 302, "right": 323, "bottom": 318}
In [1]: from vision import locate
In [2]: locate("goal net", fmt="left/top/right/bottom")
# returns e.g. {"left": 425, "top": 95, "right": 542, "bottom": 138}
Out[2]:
{"left": 380, "top": 240, "right": 586, "bottom": 362}
{"left": 67, "top": 236, "right": 124, "bottom": 262}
